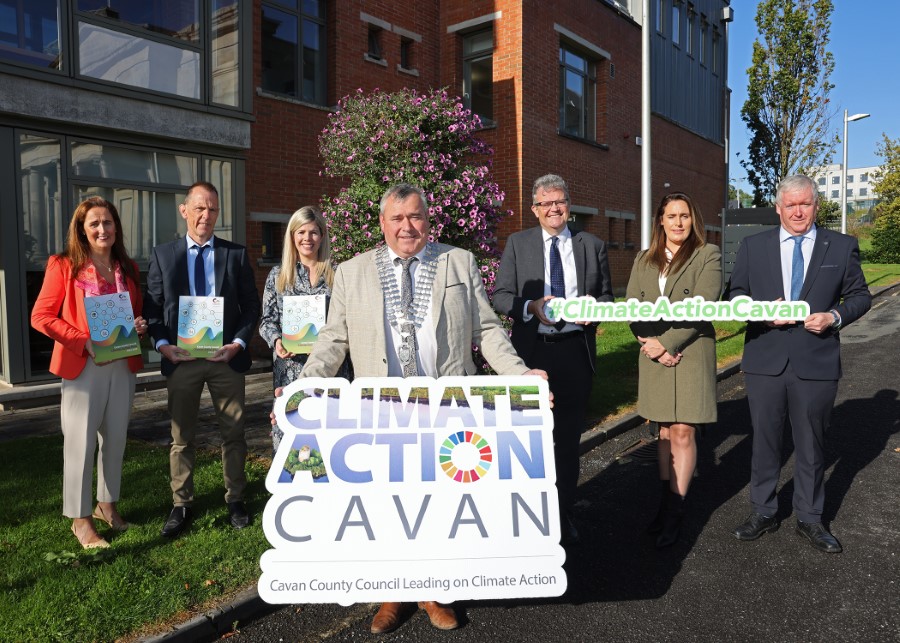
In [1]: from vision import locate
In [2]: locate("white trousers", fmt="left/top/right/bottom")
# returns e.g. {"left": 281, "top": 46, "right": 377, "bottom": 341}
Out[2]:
{"left": 60, "top": 359, "right": 136, "bottom": 518}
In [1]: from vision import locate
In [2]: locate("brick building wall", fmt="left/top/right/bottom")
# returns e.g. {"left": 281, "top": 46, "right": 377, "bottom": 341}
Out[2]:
{"left": 245, "top": 0, "right": 726, "bottom": 327}
{"left": 651, "top": 116, "right": 725, "bottom": 248}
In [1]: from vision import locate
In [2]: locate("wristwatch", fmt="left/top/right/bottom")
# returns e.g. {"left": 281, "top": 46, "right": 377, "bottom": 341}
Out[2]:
{"left": 828, "top": 309, "right": 841, "bottom": 330}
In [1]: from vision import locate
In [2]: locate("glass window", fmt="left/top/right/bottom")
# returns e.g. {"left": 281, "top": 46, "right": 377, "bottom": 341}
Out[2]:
{"left": 818, "top": 177, "right": 826, "bottom": 185}
{"left": 712, "top": 28, "right": 719, "bottom": 73}
{"left": 671, "top": 2, "right": 680, "bottom": 46}
{"left": 699, "top": 17, "right": 707, "bottom": 65}
{"left": 656, "top": 0, "right": 665, "bottom": 34}
{"left": 261, "top": 0, "right": 325, "bottom": 104}
{"left": 211, "top": 0, "right": 239, "bottom": 106}
{"left": 463, "top": 29, "right": 493, "bottom": 126}
{"left": 831, "top": 175, "right": 840, "bottom": 184}
{"left": 78, "top": 22, "right": 201, "bottom": 99}
{"left": 860, "top": 172, "right": 869, "bottom": 182}
{"left": 559, "top": 45, "right": 596, "bottom": 141}
{"left": 846, "top": 188, "right": 853, "bottom": 197}
{"left": 20, "top": 133, "right": 62, "bottom": 376}
{"left": 0, "top": 0, "right": 61, "bottom": 69}
{"left": 847, "top": 174, "right": 854, "bottom": 183}
{"left": 69, "top": 142, "right": 197, "bottom": 185}
{"left": 831, "top": 189, "right": 839, "bottom": 199}
{"left": 400, "top": 37, "right": 412, "bottom": 70}
{"left": 860, "top": 187, "right": 867, "bottom": 196}
{"left": 76, "top": 0, "right": 200, "bottom": 42}
{"left": 686, "top": 6, "right": 694, "bottom": 55}
{"left": 367, "top": 25, "right": 382, "bottom": 60}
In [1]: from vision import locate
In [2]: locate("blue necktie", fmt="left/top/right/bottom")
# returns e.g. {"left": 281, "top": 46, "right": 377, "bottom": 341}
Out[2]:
{"left": 549, "top": 236, "right": 566, "bottom": 329}
{"left": 790, "top": 235, "right": 804, "bottom": 301}
{"left": 194, "top": 245, "right": 209, "bottom": 297}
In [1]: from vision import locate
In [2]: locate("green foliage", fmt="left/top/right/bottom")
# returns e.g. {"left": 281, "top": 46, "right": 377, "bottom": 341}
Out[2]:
{"left": 284, "top": 446, "right": 328, "bottom": 478}
{"left": 870, "top": 209, "right": 900, "bottom": 264}
{"left": 869, "top": 133, "right": 900, "bottom": 263}
{"left": 740, "top": 0, "right": 838, "bottom": 205}
{"left": 318, "top": 88, "right": 510, "bottom": 295}
{"left": 816, "top": 199, "right": 840, "bottom": 230}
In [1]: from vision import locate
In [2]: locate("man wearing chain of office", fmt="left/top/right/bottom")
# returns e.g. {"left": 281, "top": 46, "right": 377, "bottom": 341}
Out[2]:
{"left": 294, "top": 182, "right": 548, "bottom": 634}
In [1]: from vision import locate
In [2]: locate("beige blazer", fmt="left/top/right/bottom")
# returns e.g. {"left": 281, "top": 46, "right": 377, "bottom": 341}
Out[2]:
{"left": 301, "top": 243, "right": 528, "bottom": 378}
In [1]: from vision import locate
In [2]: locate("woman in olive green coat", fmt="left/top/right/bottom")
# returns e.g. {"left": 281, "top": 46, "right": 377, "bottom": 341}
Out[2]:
{"left": 626, "top": 192, "right": 722, "bottom": 548}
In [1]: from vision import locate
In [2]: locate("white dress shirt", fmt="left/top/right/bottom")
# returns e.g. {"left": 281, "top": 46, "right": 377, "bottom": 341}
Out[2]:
{"left": 522, "top": 227, "right": 581, "bottom": 334}
{"left": 779, "top": 224, "right": 817, "bottom": 301}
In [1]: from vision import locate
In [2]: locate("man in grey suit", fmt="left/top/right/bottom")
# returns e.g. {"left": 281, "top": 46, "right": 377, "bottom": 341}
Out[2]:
{"left": 493, "top": 174, "right": 613, "bottom": 544}
{"left": 729, "top": 175, "right": 871, "bottom": 553}
{"left": 298, "top": 183, "right": 547, "bottom": 634}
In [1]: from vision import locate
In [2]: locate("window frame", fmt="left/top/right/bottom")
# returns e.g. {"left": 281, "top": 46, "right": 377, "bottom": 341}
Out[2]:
{"left": 461, "top": 27, "right": 495, "bottom": 127}
{"left": 260, "top": 0, "right": 326, "bottom": 105}
{"left": 558, "top": 42, "right": 597, "bottom": 142}
{"left": 0, "top": 1, "right": 250, "bottom": 112}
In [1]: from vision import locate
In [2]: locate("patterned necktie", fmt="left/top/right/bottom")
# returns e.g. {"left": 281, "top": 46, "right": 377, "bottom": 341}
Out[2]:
{"left": 790, "top": 235, "right": 804, "bottom": 301}
{"left": 397, "top": 256, "right": 419, "bottom": 377}
{"left": 194, "top": 245, "right": 208, "bottom": 297}
{"left": 549, "top": 236, "right": 566, "bottom": 330}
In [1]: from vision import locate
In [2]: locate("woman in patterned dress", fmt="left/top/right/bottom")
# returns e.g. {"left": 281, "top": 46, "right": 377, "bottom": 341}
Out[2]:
{"left": 259, "top": 206, "right": 350, "bottom": 454}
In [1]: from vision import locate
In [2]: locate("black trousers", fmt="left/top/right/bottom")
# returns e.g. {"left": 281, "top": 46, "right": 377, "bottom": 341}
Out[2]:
{"left": 526, "top": 333, "right": 594, "bottom": 512}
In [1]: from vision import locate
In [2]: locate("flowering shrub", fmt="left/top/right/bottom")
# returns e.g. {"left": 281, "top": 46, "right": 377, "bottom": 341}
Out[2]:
{"left": 319, "top": 88, "right": 511, "bottom": 296}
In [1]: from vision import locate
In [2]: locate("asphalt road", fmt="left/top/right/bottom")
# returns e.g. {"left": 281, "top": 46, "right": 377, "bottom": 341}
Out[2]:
{"left": 227, "top": 288, "right": 900, "bottom": 643}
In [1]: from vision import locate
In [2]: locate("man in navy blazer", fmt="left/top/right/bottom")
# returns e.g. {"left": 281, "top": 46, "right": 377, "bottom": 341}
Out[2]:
{"left": 144, "top": 181, "right": 260, "bottom": 538}
{"left": 493, "top": 174, "right": 613, "bottom": 544}
{"left": 728, "top": 175, "right": 871, "bottom": 553}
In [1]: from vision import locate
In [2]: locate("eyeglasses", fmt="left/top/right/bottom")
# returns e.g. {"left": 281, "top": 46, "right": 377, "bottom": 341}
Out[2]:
{"left": 533, "top": 199, "right": 568, "bottom": 210}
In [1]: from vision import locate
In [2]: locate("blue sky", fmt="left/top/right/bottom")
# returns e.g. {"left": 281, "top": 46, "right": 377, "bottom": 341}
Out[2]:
{"left": 727, "top": 1, "right": 898, "bottom": 192}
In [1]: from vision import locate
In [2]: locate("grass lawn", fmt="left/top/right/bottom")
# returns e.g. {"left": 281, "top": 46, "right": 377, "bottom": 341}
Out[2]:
{"left": 0, "top": 438, "right": 271, "bottom": 642}
{"left": 862, "top": 262, "right": 900, "bottom": 290}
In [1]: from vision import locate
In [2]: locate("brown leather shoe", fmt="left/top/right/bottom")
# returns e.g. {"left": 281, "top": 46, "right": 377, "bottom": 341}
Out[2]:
{"left": 418, "top": 601, "right": 459, "bottom": 630}
{"left": 370, "top": 602, "right": 405, "bottom": 634}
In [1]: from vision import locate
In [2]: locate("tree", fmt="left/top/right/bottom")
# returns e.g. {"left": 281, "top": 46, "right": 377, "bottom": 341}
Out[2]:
{"left": 869, "top": 133, "right": 900, "bottom": 263}
{"left": 318, "top": 88, "right": 510, "bottom": 295}
{"left": 740, "top": 0, "right": 838, "bottom": 206}
{"left": 815, "top": 198, "right": 839, "bottom": 230}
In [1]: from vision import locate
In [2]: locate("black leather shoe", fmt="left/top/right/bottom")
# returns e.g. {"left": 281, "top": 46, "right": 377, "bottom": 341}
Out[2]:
{"left": 733, "top": 512, "right": 778, "bottom": 541}
{"left": 161, "top": 506, "right": 192, "bottom": 538}
{"left": 796, "top": 520, "right": 842, "bottom": 553}
{"left": 228, "top": 501, "right": 250, "bottom": 530}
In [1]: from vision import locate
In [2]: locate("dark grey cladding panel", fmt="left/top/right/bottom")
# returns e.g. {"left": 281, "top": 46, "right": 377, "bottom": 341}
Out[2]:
{"left": 0, "top": 72, "right": 250, "bottom": 150}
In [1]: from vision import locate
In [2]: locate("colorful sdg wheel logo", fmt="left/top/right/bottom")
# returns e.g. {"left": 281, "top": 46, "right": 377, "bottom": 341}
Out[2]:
{"left": 439, "top": 431, "right": 493, "bottom": 483}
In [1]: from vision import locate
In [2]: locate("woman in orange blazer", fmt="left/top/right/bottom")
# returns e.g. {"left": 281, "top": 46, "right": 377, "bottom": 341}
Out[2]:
{"left": 32, "top": 196, "right": 147, "bottom": 549}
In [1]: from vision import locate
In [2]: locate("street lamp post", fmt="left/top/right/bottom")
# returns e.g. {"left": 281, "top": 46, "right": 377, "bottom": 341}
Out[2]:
{"left": 841, "top": 110, "right": 870, "bottom": 234}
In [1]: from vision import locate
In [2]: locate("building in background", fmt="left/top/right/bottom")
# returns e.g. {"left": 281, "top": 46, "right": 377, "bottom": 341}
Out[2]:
{"left": 0, "top": 0, "right": 730, "bottom": 385}
{"left": 810, "top": 163, "right": 881, "bottom": 223}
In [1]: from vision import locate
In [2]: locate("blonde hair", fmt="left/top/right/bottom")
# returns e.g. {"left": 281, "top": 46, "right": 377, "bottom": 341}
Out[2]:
{"left": 276, "top": 206, "right": 334, "bottom": 293}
